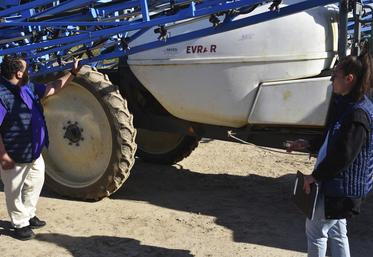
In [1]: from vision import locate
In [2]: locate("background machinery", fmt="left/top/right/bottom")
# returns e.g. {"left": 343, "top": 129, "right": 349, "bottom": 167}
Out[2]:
{"left": 0, "top": 0, "right": 372, "bottom": 200}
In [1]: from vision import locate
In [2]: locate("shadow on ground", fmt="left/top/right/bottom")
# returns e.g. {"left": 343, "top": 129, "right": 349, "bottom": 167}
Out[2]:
{"left": 1, "top": 160, "right": 373, "bottom": 256}
{"left": 35, "top": 233, "right": 193, "bottom": 257}
{"left": 111, "top": 160, "right": 373, "bottom": 256}
{"left": 0, "top": 218, "right": 192, "bottom": 257}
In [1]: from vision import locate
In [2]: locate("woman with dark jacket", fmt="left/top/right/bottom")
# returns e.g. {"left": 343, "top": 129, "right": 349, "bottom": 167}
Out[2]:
{"left": 289, "top": 51, "right": 373, "bottom": 257}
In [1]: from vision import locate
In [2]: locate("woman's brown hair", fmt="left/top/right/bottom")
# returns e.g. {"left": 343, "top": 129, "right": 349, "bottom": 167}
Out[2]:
{"left": 336, "top": 48, "right": 373, "bottom": 101}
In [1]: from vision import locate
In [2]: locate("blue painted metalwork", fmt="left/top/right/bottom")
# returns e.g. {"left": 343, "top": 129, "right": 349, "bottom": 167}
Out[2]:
{"left": 0, "top": 0, "right": 56, "bottom": 17}
{"left": 0, "top": 0, "right": 269, "bottom": 59}
{"left": 140, "top": 0, "right": 150, "bottom": 21}
{"left": 0, "top": 0, "right": 372, "bottom": 76}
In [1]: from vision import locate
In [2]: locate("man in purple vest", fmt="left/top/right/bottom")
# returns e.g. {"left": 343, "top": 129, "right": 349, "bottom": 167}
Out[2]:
{"left": 0, "top": 55, "right": 80, "bottom": 240}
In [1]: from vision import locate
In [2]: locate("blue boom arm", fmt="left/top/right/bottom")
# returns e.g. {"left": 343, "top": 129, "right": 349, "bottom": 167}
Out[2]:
{"left": 0, "top": 0, "right": 372, "bottom": 76}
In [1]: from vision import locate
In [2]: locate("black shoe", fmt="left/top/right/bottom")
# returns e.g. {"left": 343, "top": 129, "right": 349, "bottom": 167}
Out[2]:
{"left": 14, "top": 226, "right": 35, "bottom": 241}
{"left": 29, "top": 216, "right": 46, "bottom": 229}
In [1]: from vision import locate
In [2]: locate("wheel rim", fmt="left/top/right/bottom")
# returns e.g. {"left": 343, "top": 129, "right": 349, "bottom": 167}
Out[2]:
{"left": 42, "top": 81, "right": 113, "bottom": 188}
{"left": 136, "top": 129, "right": 185, "bottom": 154}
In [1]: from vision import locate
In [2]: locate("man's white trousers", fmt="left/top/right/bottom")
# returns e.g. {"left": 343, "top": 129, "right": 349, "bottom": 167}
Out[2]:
{"left": 0, "top": 156, "right": 45, "bottom": 228}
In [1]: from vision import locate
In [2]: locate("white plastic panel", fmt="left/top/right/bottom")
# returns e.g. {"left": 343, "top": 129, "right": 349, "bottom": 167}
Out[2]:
{"left": 248, "top": 77, "right": 333, "bottom": 126}
{"left": 130, "top": 60, "right": 331, "bottom": 128}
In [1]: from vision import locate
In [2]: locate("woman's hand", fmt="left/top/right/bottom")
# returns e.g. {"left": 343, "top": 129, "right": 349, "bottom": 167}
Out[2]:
{"left": 285, "top": 139, "right": 309, "bottom": 152}
{"left": 303, "top": 175, "right": 316, "bottom": 194}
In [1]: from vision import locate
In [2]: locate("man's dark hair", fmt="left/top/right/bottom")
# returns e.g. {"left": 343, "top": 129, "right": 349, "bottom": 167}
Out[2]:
{"left": 0, "top": 55, "right": 24, "bottom": 80}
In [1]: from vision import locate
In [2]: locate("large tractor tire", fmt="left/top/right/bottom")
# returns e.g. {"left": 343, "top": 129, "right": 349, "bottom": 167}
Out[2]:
{"left": 136, "top": 130, "right": 199, "bottom": 164}
{"left": 42, "top": 66, "right": 136, "bottom": 200}
{"left": 117, "top": 64, "right": 199, "bottom": 165}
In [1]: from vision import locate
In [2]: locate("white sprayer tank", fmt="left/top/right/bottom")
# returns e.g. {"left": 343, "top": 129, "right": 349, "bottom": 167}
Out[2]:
{"left": 128, "top": 0, "right": 339, "bottom": 128}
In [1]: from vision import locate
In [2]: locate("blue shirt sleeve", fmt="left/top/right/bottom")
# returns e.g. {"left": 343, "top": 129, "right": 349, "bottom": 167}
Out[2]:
{"left": 33, "top": 83, "right": 47, "bottom": 98}
{"left": 0, "top": 103, "right": 7, "bottom": 125}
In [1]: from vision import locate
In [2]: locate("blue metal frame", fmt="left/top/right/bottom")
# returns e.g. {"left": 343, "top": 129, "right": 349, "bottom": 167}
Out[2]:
{"left": 0, "top": 0, "right": 372, "bottom": 76}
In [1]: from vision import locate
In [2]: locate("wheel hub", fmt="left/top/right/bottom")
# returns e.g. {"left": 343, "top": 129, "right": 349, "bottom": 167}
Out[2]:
{"left": 63, "top": 121, "right": 84, "bottom": 146}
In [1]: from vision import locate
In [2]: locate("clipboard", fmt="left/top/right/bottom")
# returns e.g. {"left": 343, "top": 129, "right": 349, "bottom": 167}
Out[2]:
{"left": 293, "top": 170, "right": 319, "bottom": 220}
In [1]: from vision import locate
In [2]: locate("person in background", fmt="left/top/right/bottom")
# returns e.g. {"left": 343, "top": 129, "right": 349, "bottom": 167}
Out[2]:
{"left": 0, "top": 55, "right": 81, "bottom": 240}
{"left": 287, "top": 50, "right": 373, "bottom": 257}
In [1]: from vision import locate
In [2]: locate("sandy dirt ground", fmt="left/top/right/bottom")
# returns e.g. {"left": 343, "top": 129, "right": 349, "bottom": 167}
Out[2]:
{"left": 1, "top": 140, "right": 373, "bottom": 257}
